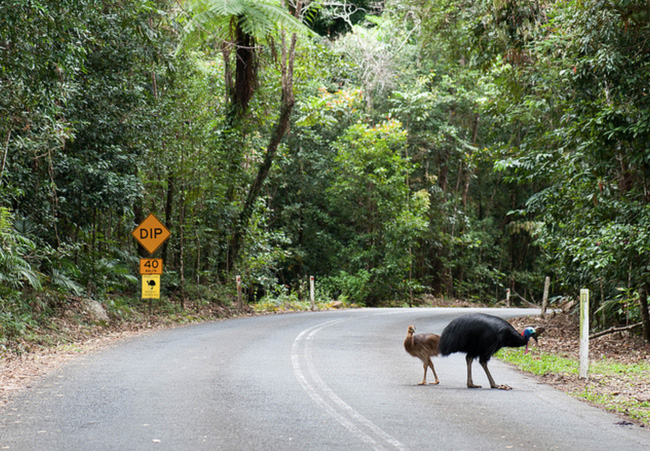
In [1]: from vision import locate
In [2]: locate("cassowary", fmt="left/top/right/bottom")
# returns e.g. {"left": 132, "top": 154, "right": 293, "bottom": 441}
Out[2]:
{"left": 404, "top": 325, "right": 440, "bottom": 385}
{"left": 438, "top": 313, "right": 544, "bottom": 390}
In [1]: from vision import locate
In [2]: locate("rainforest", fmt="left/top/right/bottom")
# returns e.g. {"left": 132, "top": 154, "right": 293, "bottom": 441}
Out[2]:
{"left": 1, "top": 0, "right": 650, "bottom": 345}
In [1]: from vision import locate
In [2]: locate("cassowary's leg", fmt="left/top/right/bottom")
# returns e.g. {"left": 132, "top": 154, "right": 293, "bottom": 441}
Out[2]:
{"left": 479, "top": 359, "right": 512, "bottom": 390}
{"left": 419, "top": 362, "right": 428, "bottom": 385}
{"left": 466, "top": 354, "right": 481, "bottom": 388}
{"left": 427, "top": 358, "right": 440, "bottom": 385}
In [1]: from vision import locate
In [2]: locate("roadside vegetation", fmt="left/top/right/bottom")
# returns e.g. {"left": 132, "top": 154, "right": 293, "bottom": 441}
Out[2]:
{"left": 500, "top": 348, "right": 650, "bottom": 426}
{"left": 500, "top": 315, "right": 650, "bottom": 427}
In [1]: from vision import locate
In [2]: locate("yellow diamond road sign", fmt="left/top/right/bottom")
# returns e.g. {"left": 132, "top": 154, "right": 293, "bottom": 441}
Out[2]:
{"left": 132, "top": 214, "right": 170, "bottom": 255}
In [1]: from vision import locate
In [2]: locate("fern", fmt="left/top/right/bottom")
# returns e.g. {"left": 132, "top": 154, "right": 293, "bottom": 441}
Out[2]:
{"left": 50, "top": 269, "right": 84, "bottom": 296}
{"left": 0, "top": 208, "right": 42, "bottom": 291}
{"left": 181, "top": 0, "right": 311, "bottom": 49}
{"left": 13, "top": 216, "right": 37, "bottom": 235}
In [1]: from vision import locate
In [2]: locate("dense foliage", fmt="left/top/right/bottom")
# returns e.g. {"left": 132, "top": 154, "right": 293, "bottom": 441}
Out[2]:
{"left": 1, "top": 0, "right": 649, "bottom": 342}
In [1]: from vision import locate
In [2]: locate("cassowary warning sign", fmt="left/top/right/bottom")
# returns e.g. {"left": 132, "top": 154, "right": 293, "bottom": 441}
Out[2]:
{"left": 142, "top": 274, "right": 160, "bottom": 299}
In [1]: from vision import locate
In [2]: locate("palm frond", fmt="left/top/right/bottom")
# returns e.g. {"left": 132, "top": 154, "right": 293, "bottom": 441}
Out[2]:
{"left": 14, "top": 217, "right": 37, "bottom": 235}
{"left": 0, "top": 250, "right": 42, "bottom": 290}
{"left": 50, "top": 269, "right": 84, "bottom": 296}
{"left": 19, "top": 266, "right": 43, "bottom": 291}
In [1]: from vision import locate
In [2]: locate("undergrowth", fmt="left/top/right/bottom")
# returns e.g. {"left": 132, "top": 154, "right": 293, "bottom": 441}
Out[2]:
{"left": 252, "top": 293, "right": 355, "bottom": 313}
{"left": 0, "top": 291, "right": 241, "bottom": 356}
{"left": 1, "top": 288, "right": 355, "bottom": 356}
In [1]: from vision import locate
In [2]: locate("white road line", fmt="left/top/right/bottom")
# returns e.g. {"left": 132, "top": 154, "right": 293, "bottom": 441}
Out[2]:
{"left": 291, "top": 318, "right": 408, "bottom": 451}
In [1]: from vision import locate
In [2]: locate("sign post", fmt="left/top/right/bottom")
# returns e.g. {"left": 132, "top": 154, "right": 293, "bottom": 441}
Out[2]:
{"left": 132, "top": 214, "right": 170, "bottom": 304}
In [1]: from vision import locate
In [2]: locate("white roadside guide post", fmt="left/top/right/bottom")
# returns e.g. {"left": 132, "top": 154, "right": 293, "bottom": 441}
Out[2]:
{"left": 310, "top": 276, "right": 315, "bottom": 311}
{"left": 236, "top": 275, "right": 242, "bottom": 312}
{"left": 541, "top": 276, "right": 550, "bottom": 318}
{"left": 579, "top": 288, "right": 590, "bottom": 379}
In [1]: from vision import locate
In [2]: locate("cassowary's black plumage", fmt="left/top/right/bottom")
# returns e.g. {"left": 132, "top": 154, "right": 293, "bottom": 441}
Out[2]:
{"left": 438, "top": 313, "right": 544, "bottom": 390}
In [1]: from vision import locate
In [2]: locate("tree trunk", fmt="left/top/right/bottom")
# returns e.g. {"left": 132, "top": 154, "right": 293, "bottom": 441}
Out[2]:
{"left": 227, "top": 26, "right": 298, "bottom": 270}
{"left": 221, "top": 42, "right": 233, "bottom": 107}
{"left": 162, "top": 171, "right": 174, "bottom": 263}
{"left": 133, "top": 199, "right": 149, "bottom": 258}
{"left": 438, "top": 157, "right": 448, "bottom": 193}
{"left": 639, "top": 284, "right": 650, "bottom": 343}
{"left": 179, "top": 194, "right": 186, "bottom": 309}
{"left": 233, "top": 23, "right": 257, "bottom": 117}
{"left": 461, "top": 114, "right": 479, "bottom": 209}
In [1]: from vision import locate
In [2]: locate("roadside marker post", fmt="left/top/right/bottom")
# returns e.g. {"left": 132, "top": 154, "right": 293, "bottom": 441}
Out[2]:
{"left": 236, "top": 275, "right": 242, "bottom": 312}
{"left": 310, "top": 276, "right": 315, "bottom": 311}
{"left": 579, "top": 288, "right": 590, "bottom": 379}
{"left": 541, "top": 276, "right": 550, "bottom": 318}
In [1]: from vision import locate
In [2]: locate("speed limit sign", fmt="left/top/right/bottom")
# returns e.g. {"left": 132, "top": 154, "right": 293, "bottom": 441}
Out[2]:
{"left": 139, "top": 258, "right": 163, "bottom": 275}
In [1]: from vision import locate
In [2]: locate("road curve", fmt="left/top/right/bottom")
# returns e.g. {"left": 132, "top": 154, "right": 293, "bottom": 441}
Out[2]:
{"left": 1, "top": 308, "right": 649, "bottom": 450}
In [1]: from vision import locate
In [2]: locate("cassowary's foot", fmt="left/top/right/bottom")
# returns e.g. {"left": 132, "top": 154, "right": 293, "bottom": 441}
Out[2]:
{"left": 492, "top": 384, "right": 512, "bottom": 390}
{"left": 418, "top": 381, "right": 427, "bottom": 385}
{"left": 467, "top": 383, "right": 482, "bottom": 389}
{"left": 429, "top": 380, "right": 440, "bottom": 385}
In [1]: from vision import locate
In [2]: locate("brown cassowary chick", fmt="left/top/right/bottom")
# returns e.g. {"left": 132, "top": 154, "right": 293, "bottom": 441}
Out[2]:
{"left": 438, "top": 313, "right": 545, "bottom": 390}
{"left": 404, "top": 325, "right": 440, "bottom": 385}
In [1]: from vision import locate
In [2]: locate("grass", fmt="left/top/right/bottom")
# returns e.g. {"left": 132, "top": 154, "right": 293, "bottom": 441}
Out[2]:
{"left": 497, "top": 348, "right": 650, "bottom": 426}
{"left": 591, "top": 359, "right": 650, "bottom": 376}
{"left": 253, "top": 298, "right": 352, "bottom": 313}
{"left": 497, "top": 348, "right": 578, "bottom": 376}
{"left": 579, "top": 389, "right": 650, "bottom": 424}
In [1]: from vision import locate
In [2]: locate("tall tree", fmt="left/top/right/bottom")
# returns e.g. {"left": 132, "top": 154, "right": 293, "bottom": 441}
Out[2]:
{"left": 182, "top": 0, "right": 310, "bottom": 271}
{"left": 182, "top": 0, "right": 307, "bottom": 118}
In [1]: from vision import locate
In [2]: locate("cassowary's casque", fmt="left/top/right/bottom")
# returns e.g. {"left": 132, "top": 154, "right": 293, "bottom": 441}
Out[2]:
{"left": 404, "top": 325, "right": 440, "bottom": 385}
{"left": 438, "top": 313, "right": 544, "bottom": 390}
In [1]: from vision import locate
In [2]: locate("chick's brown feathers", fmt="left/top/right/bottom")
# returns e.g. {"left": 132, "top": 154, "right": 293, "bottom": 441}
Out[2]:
{"left": 404, "top": 325, "right": 440, "bottom": 385}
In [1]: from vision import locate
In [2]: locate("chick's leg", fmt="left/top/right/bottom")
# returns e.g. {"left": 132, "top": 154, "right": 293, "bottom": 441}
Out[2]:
{"left": 427, "top": 358, "right": 439, "bottom": 385}
{"left": 419, "top": 363, "right": 428, "bottom": 385}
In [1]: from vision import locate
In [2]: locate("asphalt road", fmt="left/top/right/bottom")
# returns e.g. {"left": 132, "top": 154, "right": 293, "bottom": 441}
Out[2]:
{"left": 1, "top": 308, "right": 649, "bottom": 450}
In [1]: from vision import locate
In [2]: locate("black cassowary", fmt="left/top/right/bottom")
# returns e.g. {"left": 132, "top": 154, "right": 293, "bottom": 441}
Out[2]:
{"left": 438, "top": 313, "right": 544, "bottom": 390}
